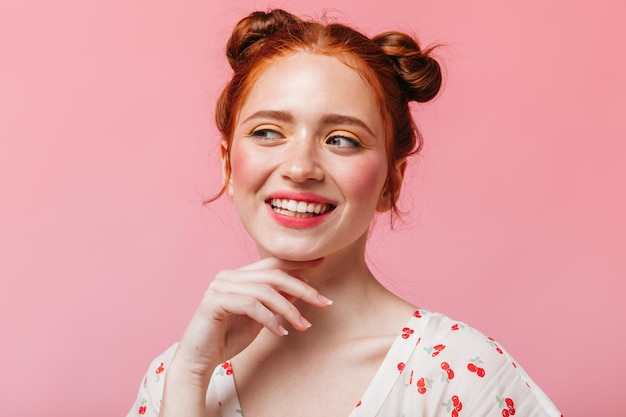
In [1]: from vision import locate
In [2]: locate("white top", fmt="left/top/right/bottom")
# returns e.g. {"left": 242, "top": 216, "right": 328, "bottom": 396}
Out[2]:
{"left": 127, "top": 308, "right": 562, "bottom": 417}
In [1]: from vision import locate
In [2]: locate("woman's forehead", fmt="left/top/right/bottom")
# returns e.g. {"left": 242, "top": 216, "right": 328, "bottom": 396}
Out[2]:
{"left": 238, "top": 52, "right": 383, "bottom": 125}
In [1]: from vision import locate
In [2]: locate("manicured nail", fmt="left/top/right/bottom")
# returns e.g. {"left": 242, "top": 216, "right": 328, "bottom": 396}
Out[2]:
{"left": 300, "top": 316, "right": 312, "bottom": 328}
{"left": 278, "top": 325, "right": 289, "bottom": 336}
{"left": 318, "top": 294, "right": 333, "bottom": 305}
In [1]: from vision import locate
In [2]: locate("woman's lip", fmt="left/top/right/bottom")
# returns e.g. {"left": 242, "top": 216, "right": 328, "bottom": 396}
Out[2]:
{"left": 265, "top": 191, "right": 336, "bottom": 206}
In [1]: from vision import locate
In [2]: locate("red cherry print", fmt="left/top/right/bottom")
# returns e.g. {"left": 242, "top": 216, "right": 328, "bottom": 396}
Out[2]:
{"left": 401, "top": 327, "right": 414, "bottom": 339}
{"left": 155, "top": 362, "right": 165, "bottom": 374}
{"left": 502, "top": 409, "right": 510, "bottom": 417}
{"left": 220, "top": 361, "right": 233, "bottom": 375}
{"left": 509, "top": 408, "right": 516, "bottom": 416}
{"left": 467, "top": 357, "right": 485, "bottom": 377}
{"left": 397, "top": 362, "right": 405, "bottom": 372}
{"left": 416, "top": 376, "right": 433, "bottom": 394}
{"left": 413, "top": 310, "right": 422, "bottom": 318}
{"left": 452, "top": 409, "right": 459, "bottom": 417}
{"left": 138, "top": 406, "right": 147, "bottom": 415}
{"left": 441, "top": 362, "right": 450, "bottom": 370}
{"left": 356, "top": 400, "right": 362, "bottom": 407}
{"left": 505, "top": 398, "right": 514, "bottom": 408}
{"left": 451, "top": 323, "right": 460, "bottom": 331}
{"left": 496, "top": 347, "right": 503, "bottom": 354}
{"left": 432, "top": 344, "right": 446, "bottom": 357}
{"left": 452, "top": 395, "right": 460, "bottom": 406}
{"left": 447, "top": 369, "right": 455, "bottom": 379}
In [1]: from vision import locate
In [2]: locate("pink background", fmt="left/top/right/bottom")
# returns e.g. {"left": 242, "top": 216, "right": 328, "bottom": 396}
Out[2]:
{"left": 1, "top": 0, "right": 624, "bottom": 415}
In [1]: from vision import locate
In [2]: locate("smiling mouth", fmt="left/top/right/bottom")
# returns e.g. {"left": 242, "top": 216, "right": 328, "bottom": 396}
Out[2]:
{"left": 268, "top": 198, "right": 335, "bottom": 218}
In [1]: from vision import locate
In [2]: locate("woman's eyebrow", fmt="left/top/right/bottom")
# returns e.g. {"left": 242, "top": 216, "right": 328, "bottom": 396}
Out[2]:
{"left": 241, "top": 111, "right": 376, "bottom": 137}
{"left": 320, "top": 114, "right": 376, "bottom": 137}
{"left": 241, "top": 110, "right": 293, "bottom": 124}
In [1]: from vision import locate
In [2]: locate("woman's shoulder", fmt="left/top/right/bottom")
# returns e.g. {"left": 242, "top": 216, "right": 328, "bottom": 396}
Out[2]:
{"left": 392, "top": 308, "right": 561, "bottom": 416}
{"left": 126, "top": 342, "right": 178, "bottom": 417}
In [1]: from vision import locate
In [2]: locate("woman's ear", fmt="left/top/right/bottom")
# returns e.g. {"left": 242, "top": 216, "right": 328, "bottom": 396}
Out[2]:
{"left": 220, "top": 141, "right": 234, "bottom": 197}
{"left": 376, "top": 158, "right": 407, "bottom": 212}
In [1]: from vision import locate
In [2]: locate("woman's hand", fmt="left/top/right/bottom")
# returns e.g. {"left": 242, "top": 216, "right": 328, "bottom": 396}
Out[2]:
{"left": 159, "top": 257, "right": 331, "bottom": 417}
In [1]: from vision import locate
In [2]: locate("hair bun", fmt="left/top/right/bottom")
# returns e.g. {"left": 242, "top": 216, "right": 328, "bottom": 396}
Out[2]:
{"left": 226, "top": 9, "right": 301, "bottom": 71}
{"left": 373, "top": 32, "right": 442, "bottom": 103}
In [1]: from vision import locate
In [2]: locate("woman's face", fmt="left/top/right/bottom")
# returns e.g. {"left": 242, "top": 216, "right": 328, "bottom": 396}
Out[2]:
{"left": 226, "top": 52, "right": 391, "bottom": 261}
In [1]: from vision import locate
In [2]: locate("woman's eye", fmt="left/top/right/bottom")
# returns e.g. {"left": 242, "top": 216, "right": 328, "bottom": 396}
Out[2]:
{"left": 250, "top": 128, "right": 284, "bottom": 140}
{"left": 325, "top": 135, "right": 360, "bottom": 148}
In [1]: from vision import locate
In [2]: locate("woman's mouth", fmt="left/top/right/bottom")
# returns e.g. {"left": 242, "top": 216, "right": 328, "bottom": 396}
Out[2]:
{"left": 268, "top": 198, "right": 335, "bottom": 218}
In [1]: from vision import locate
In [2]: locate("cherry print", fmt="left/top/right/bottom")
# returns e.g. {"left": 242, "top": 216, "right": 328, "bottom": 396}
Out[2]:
{"left": 433, "top": 344, "right": 446, "bottom": 357}
{"left": 443, "top": 395, "right": 463, "bottom": 416}
{"left": 416, "top": 376, "right": 432, "bottom": 394}
{"left": 401, "top": 327, "right": 414, "bottom": 339}
{"left": 138, "top": 405, "right": 147, "bottom": 415}
{"left": 487, "top": 337, "right": 504, "bottom": 354}
{"left": 497, "top": 396, "right": 516, "bottom": 416}
{"left": 440, "top": 361, "right": 455, "bottom": 380}
{"left": 451, "top": 323, "right": 459, "bottom": 330}
{"left": 424, "top": 343, "right": 446, "bottom": 357}
{"left": 397, "top": 362, "right": 405, "bottom": 372}
{"left": 413, "top": 310, "right": 422, "bottom": 318}
{"left": 220, "top": 361, "right": 233, "bottom": 376}
{"left": 467, "top": 357, "right": 485, "bottom": 378}
{"left": 356, "top": 400, "right": 362, "bottom": 407}
{"left": 155, "top": 363, "right": 164, "bottom": 374}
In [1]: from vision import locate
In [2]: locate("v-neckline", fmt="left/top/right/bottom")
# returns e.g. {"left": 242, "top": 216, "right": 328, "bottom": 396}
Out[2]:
{"left": 212, "top": 312, "right": 422, "bottom": 417}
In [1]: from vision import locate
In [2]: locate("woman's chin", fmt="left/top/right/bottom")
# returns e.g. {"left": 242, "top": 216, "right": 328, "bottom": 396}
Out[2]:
{"left": 257, "top": 245, "right": 326, "bottom": 263}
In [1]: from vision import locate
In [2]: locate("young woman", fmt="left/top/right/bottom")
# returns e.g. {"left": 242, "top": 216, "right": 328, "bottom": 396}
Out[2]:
{"left": 128, "top": 9, "right": 561, "bottom": 417}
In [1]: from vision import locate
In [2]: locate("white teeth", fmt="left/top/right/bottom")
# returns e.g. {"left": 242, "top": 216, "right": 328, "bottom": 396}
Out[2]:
{"left": 269, "top": 198, "right": 332, "bottom": 216}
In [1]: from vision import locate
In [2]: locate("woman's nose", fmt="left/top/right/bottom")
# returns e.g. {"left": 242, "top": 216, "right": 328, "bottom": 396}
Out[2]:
{"left": 279, "top": 136, "right": 324, "bottom": 183}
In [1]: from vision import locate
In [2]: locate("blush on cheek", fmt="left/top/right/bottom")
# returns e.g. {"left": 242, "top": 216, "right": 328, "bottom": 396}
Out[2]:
{"left": 345, "top": 159, "right": 388, "bottom": 204}
{"left": 228, "top": 146, "right": 249, "bottom": 191}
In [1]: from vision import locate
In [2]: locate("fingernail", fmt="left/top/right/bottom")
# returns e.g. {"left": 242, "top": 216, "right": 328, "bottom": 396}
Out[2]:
{"left": 278, "top": 325, "right": 289, "bottom": 336}
{"left": 300, "top": 316, "right": 312, "bottom": 328}
{"left": 318, "top": 294, "right": 333, "bottom": 305}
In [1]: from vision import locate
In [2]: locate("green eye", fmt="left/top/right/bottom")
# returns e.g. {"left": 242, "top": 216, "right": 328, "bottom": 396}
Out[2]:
{"left": 250, "top": 128, "right": 284, "bottom": 139}
{"left": 326, "top": 135, "right": 360, "bottom": 148}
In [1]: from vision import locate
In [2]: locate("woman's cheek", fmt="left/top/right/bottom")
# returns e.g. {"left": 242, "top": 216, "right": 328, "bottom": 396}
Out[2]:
{"left": 343, "top": 158, "right": 388, "bottom": 204}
